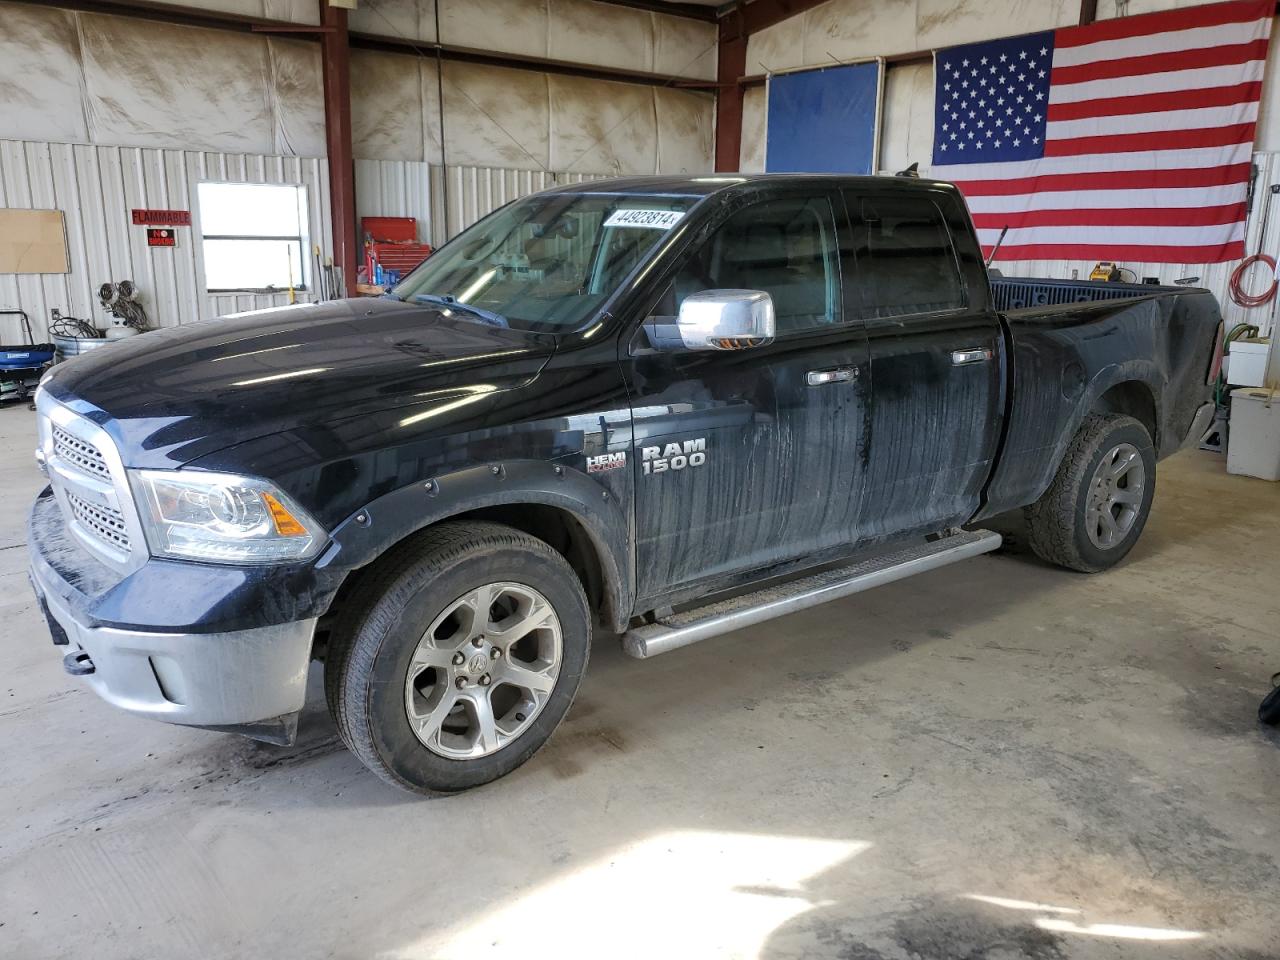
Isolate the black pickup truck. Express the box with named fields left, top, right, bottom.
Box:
left=28, top=175, right=1221, bottom=793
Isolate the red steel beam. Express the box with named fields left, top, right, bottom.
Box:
left=320, top=0, right=358, bottom=294
left=737, top=0, right=835, bottom=36
left=715, top=21, right=748, bottom=171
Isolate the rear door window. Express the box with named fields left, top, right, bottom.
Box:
left=845, top=193, right=966, bottom=319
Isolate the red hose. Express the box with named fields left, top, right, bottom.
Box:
left=1229, top=253, right=1278, bottom=307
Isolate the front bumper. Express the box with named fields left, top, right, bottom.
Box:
left=28, top=490, right=316, bottom=740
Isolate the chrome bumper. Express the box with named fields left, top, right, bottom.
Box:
left=29, top=549, right=315, bottom=738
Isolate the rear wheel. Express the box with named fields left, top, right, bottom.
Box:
left=325, top=521, right=590, bottom=794
left=1025, top=413, right=1156, bottom=573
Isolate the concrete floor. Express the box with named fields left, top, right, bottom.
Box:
left=1, top=401, right=1278, bottom=960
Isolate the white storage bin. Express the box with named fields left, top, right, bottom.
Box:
left=1226, top=338, right=1270, bottom=387
left=1228, top=388, right=1280, bottom=481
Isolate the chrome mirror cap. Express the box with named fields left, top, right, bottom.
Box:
left=676, top=289, right=776, bottom=351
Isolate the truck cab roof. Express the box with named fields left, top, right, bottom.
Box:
left=541, top=173, right=965, bottom=200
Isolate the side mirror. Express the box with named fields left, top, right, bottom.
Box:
left=670, top=289, right=775, bottom=351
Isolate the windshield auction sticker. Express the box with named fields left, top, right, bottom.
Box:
left=604, top=209, right=685, bottom=230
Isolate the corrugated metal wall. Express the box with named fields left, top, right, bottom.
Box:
left=0, top=138, right=331, bottom=343
left=0, top=138, right=616, bottom=344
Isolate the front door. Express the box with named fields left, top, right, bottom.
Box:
left=624, top=191, right=871, bottom=604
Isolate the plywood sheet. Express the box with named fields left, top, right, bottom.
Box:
left=0, top=209, right=69, bottom=274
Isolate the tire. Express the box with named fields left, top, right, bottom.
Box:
left=1025, top=413, right=1156, bottom=573
left=324, top=521, right=590, bottom=794
left=1260, top=675, right=1280, bottom=727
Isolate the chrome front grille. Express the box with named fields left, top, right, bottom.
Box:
left=52, top=425, right=110, bottom=480
left=65, top=491, right=131, bottom=552
left=37, top=392, right=143, bottom=572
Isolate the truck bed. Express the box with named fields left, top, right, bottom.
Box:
left=991, top=276, right=1189, bottom=315
left=977, top=278, right=1221, bottom=520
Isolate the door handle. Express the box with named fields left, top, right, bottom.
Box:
left=806, top=367, right=859, bottom=386
left=951, top=348, right=993, bottom=365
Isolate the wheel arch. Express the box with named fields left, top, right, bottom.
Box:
left=981, top=364, right=1163, bottom=518
left=315, top=460, right=633, bottom=638
left=1089, top=377, right=1160, bottom=450
left=1046, top=366, right=1161, bottom=495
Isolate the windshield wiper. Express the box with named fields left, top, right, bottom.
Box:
left=412, top=294, right=508, bottom=328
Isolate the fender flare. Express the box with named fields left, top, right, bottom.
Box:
left=314, top=459, right=634, bottom=632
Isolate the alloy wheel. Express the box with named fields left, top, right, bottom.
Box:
left=1085, top=442, right=1146, bottom=549
left=403, top=582, right=562, bottom=759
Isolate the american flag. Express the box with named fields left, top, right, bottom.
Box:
left=931, top=0, right=1273, bottom=263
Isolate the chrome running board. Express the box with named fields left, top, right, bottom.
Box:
left=622, top=530, right=1002, bottom=659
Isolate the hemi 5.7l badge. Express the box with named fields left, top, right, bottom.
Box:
left=586, top=452, right=627, bottom=474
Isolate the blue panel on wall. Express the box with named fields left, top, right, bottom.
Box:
left=765, top=62, right=881, bottom=174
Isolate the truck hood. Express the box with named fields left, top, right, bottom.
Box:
left=42, top=298, right=557, bottom=467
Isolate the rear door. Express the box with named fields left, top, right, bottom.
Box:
left=624, top=189, right=871, bottom=603
left=844, top=188, right=1004, bottom=539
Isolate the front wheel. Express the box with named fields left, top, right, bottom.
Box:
left=1025, top=413, right=1156, bottom=573
left=325, top=522, right=590, bottom=794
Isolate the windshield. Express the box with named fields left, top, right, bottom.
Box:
left=390, top=193, right=698, bottom=333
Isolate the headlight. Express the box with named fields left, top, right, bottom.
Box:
left=130, top=470, right=326, bottom=564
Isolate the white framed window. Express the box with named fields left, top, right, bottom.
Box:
left=197, top=182, right=309, bottom=292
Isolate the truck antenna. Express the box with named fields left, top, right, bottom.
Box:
left=985, top=225, right=1009, bottom=267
